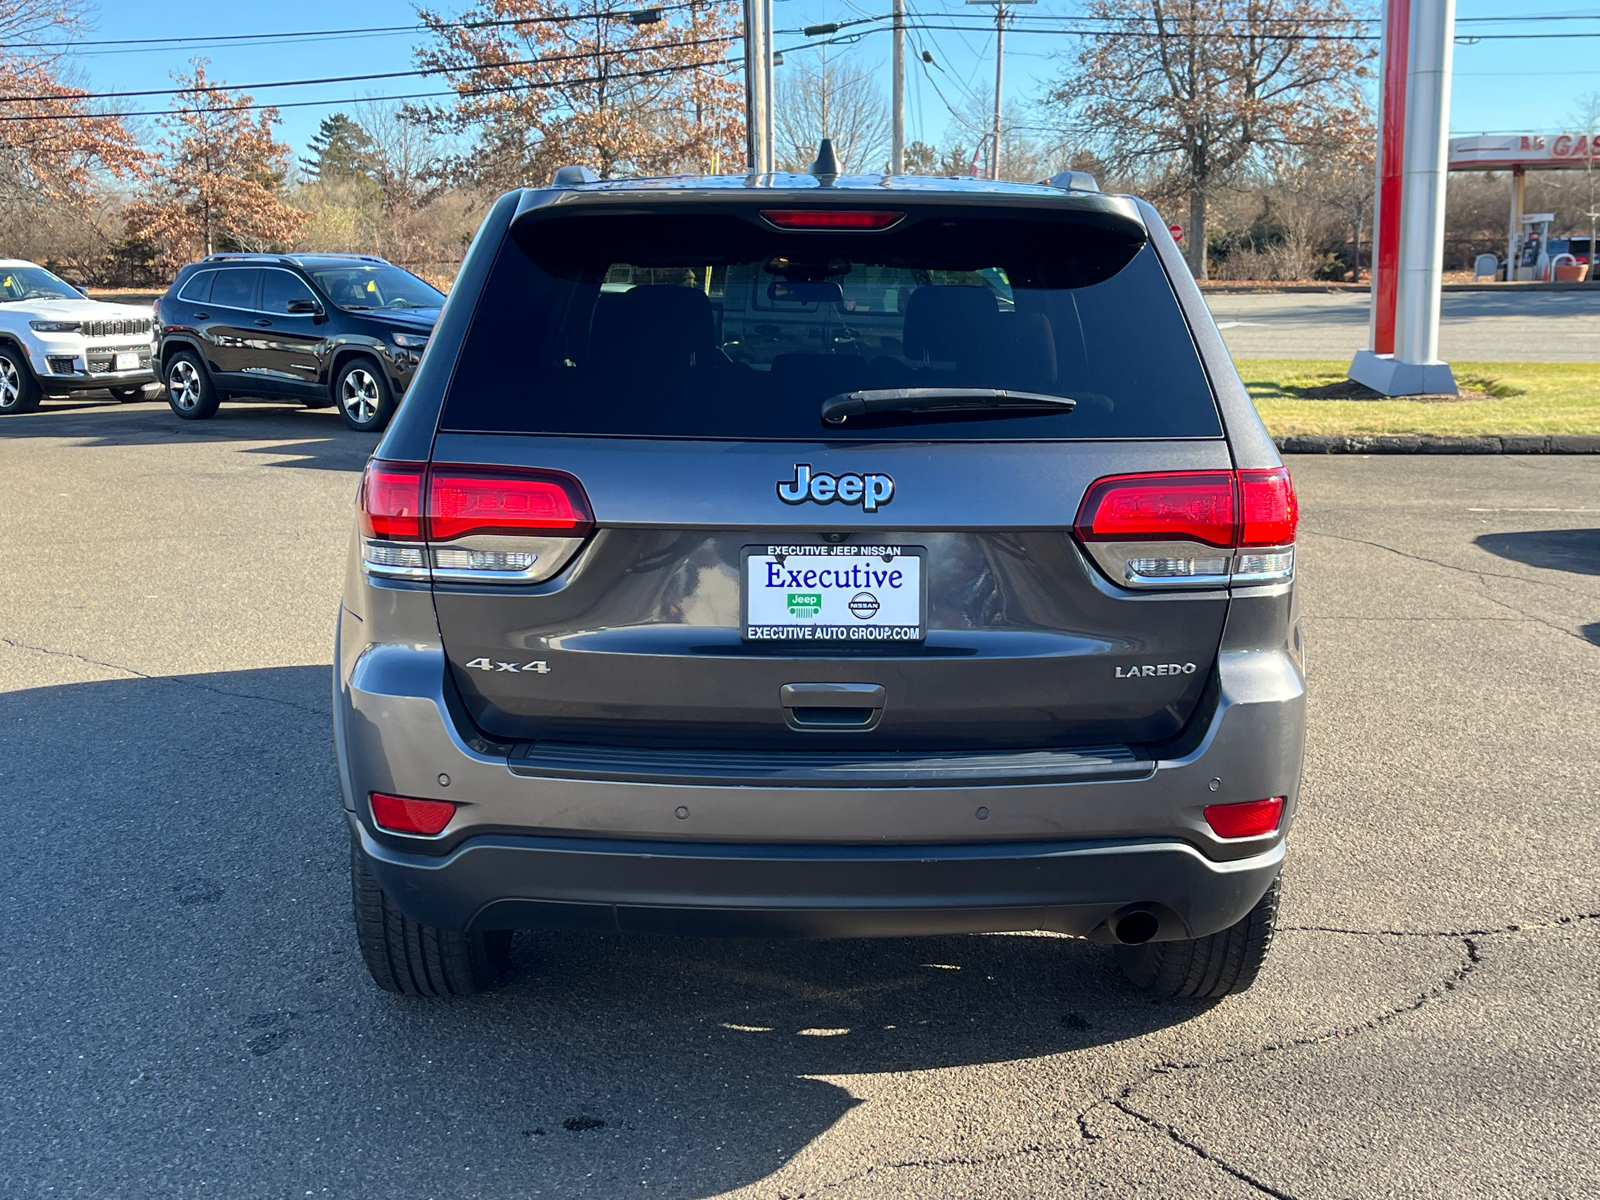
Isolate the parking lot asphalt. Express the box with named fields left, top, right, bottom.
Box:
left=2, top=398, right=1597, bottom=1199
left=1206, top=287, right=1600, bottom=361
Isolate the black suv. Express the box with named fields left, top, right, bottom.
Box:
left=155, top=253, right=444, bottom=432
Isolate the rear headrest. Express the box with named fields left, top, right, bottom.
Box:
left=590, top=284, right=717, bottom=367
left=903, top=286, right=999, bottom=361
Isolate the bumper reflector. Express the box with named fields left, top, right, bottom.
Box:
left=371, top=792, right=456, bottom=836
left=1203, top=797, right=1285, bottom=839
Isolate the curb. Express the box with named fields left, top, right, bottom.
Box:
left=1276, top=434, right=1600, bottom=454
left=1199, top=281, right=1596, bottom=295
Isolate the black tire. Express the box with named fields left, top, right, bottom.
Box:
left=110, top=386, right=145, bottom=402
left=334, top=357, right=396, bottom=432
left=1114, top=875, right=1280, bottom=998
left=164, top=350, right=220, bottom=420
left=0, top=345, right=41, bottom=415
left=350, top=840, right=511, bottom=997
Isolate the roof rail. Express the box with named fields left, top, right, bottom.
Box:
left=289, top=251, right=389, bottom=263
left=200, top=251, right=390, bottom=265
left=1047, top=170, right=1100, bottom=193
left=551, top=164, right=600, bottom=187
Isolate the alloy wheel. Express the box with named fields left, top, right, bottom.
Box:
left=168, top=360, right=202, bottom=412
left=0, top=357, right=18, bottom=409
left=340, top=368, right=381, bottom=425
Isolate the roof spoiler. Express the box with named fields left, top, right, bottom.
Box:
left=1047, top=171, right=1100, bottom=193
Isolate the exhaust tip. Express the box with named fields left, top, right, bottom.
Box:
left=1112, top=909, right=1160, bottom=945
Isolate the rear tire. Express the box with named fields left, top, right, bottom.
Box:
left=334, top=357, right=395, bottom=432
left=0, top=345, right=41, bottom=415
left=110, top=386, right=145, bottom=402
left=165, top=350, right=219, bottom=420
left=350, top=840, right=511, bottom=997
left=1114, top=875, right=1280, bottom=998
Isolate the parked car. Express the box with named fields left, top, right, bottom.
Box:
left=0, top=259, right=156, bottom=415
left=337, top=158, right=1305, bottom=1000
left=154, top=253, right=444, bottom=432
left=1547, top=236, right=1594, bottom=266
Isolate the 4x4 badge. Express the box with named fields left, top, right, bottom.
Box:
left=777, top=463, right=895, bottom=512
left=463, top=657, right=550, bottom=674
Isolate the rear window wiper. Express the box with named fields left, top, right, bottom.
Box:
left=821, top=387, right=1077, bottom=426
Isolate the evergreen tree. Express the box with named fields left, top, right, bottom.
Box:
left=301, top=113, right=376, bottom=182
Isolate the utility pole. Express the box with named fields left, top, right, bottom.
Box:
left=761, top=0, right=774, bottom=171
left=891, top=0, right=905, bottom=174
left=966, top=0, right=1032, bottom=180
left=743, top=0, right=773, bottom=171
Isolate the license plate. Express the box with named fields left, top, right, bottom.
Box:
left=114, top=352, right=139, bottom=372
left=743, top=545, right=925, bottom=642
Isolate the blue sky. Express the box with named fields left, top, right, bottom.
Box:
left=65, top=0, right=1600, bottom=166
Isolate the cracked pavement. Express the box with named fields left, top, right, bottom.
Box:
left=2, top=402, right=1597, bottom=1198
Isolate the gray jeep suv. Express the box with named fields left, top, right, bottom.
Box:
left=335, top=166, right=1305, bottom=1000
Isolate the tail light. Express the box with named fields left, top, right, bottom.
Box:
left=1204, top=797, right=1285, bottom=839
left=358, top=459, right=593, bottom=585
left=1074, top=467, right=1297, bottom=589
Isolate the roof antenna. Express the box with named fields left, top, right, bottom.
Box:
left=810, top=138, right=841, bottom=184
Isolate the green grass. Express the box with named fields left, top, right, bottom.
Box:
left=1235, top=359, right=1600, bottom=437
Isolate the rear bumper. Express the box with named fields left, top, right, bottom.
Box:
left=354, top=820, right=1284, bottom=940
left=333, top=584, right=1305, bottom=942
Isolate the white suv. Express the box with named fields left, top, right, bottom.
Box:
left=0, top=259, right=158, bottom=415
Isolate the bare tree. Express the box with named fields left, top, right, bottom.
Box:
left=773, top=53, right=890, bottom=173
left=413, top=0, right=744, bottom=187
left=1047, top=0, right=1374, bottom=278
left=941, top=88, right=1045, bottom=181
left=1571, top=92, right=1600, bottom=284
left=354, top=97, right=449, bottom=213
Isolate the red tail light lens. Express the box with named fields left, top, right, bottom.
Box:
left=426, top=467, right=594, bottom=541
left=359, top=461, right=425, bottom=539
left=1075, top=471, right=1236, bottom=548
left=1204, top=797, right=1285, bottom=839
left=761, top=209, right=905, bottom=230
left=1238, top=467, right=1298, bottom=546
left=371, top=792, right=456, bottom=836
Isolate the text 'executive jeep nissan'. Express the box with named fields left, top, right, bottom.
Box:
left=335, top=162, right=1305, bottom=1000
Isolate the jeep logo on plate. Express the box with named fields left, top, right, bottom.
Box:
left=777, top=463, right=895, bottom=512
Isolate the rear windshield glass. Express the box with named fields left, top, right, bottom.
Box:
left=442, top=210, right=1221, bottom=441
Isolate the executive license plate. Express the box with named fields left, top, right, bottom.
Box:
left=114, top=352, right=140, bottom=372
left=743, top=544, right=925, bottom=642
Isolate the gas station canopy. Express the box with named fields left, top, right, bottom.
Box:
left=1447, top=135, right=1596, bottom=282
left=1449, top=134, right=1597, bottom=171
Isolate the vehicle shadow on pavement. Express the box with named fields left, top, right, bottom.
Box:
left=2, top=664, right=1216, bottom=1198
left=0, top=399, right=375, bottom=472
left=1474, top=528, right=1600, bottom=576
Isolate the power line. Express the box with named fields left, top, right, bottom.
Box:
left=0, top=5, right=1578, bottom=56
left=0, top=34, right=742, bottom=104
left=0, top=57, right=736, bottom=123
left=0, top=2, right=710, bottom=51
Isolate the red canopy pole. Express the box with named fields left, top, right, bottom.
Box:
left=1371, top=0, right=1410, bottom=355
